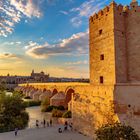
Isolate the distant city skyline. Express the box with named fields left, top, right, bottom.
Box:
left=0, top=0, right=137, bottom=78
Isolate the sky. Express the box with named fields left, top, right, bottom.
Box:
left=0, top=0, right=138, bottom=78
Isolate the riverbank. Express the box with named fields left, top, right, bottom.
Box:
left=26, top=106, right=52, bottom=128
left=0, top=126, right=92, bottom=140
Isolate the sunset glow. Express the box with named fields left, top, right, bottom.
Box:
left=0, top=0, right=135, bottom=77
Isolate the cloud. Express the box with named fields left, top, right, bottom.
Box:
left=0, top=53, right=21, bottom=59
left=46, top=66, right=89, bottom=78
left=59, top=10, right=68, bottom=15
left=65, top=60, right=88, bottom=65
left=46, top=0, right=74, bottom=5
left=70, top=0, right=108, bottom=27
left=0, top=68, right=13, bottom=71
left=25, top=41, right=38, bottom=49
left=4, top=41, right=21, bottom=45
left=16, top=41, right=21, bottom=44
left=0, top=53, right=25, bottom=66
left=10, top=0, right=42, bottom=18
left=25, top=31, right=89, bottom=59
left=0, top=0, right=42, bottom=37
left=70, top=17, right=82, bottom=27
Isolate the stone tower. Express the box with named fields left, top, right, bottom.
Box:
left=89, top=0, right=140, bottom=85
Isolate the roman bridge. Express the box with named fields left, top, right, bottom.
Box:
left=16, top=82, right=140, bottom=138
left=16, top=82, right=91, bottom=109
left=16, top=82, right=116, bottom=136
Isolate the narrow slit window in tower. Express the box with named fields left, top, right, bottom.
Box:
left=100, top=76, right=104, bottom=84
left=99, top=29, right=103, bottom=35
left=100, top=54, right=104, bottom=60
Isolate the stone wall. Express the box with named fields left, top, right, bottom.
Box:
left=113, top=1, right=140, bottom=83
left=20, top=83, right=116, bottom=138
left=20, top=83, right=88, bottom=93
left=90, top=1, right=140, bottom=84
left=72, top=84, right=140, bottom=138
left=114, top=84, right=140, bottom=134
left=114, top=4, right=128, bottom=83
left=89, top=2, right=116, bottom=85
left=19, top=82, right=140, bottom=138
left=126, top=2, right=140, bottom=82
left=72, top=85, right=115, bottom=138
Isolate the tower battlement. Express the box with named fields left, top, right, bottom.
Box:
left=90, top=1, right=140, bottom=23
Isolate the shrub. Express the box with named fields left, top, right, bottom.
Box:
left=95, top=122, right=140, bottom=140
left=42, top=105, right=57, bottom=112
left=42, top=105, right=65, bottom=112
left=24, top=96, right=31, bottom=99
left=41, top=97, right=50, bottom=112
left=57, top=105, right=65, bottom=111
left=62, top=111, right=72, bottom=118
left=0, top=81, right=6, bottom=92
left=52, top=109, right=63, bottom=118
left=24, top=100, right=41, bottom=107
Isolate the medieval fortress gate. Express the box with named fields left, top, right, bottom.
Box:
left=19, top=0, right=140, bottom=138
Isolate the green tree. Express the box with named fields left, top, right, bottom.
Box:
left=95, top=122, right=140, bottom=140
left=0, top=92, right=29, bottom=132
left=0, top=81, right=6, bottom=93
left=62, top=111, right=72, bottom=118
left=52, top=109, right=63, bottom=118
left=41, top=97, right=50, bottom=112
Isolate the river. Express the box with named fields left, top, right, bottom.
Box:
left=5, top=92, right=56, bottom=129
left=26, top=106, right=52, bottom=128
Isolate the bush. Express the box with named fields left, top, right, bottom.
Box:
left=95, top=122, right=140, bottom=140
left=24, top=100, right=41, bottom=107
left=41, top=97, right=50, bottom=112
left=62, top=111, right=72, bottom=118
left=52, top=109, right=63, bottom=118
left=24, top=96, right=31, bottom=99
left=57, top=105, right=65, bottom=111
left=42, top=105, right=65, bottom=112
left=0, top=81, right=6, bottom=92
left=42, top=105, right=56, bottom=112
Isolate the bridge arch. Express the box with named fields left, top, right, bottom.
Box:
left=65, top=87, right=75, bottom=104
left=52, top=88, right=58, bottom=96
left=43, top=88, right=46, bottom=92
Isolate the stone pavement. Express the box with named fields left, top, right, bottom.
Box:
left=0, top=126, right=92, bottom=140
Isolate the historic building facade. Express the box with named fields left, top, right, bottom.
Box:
left=18, top=0, right=140, bottom=138
left=90, top=0, right=140, bottom=84
left=31, top=70, right=49, bottom=82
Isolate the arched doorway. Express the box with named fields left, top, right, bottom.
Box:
left=52, top=89, right=58, bottom=97
left=43, top=88, right=46, bottom=92
left=65, top=88, right=75, bottom=104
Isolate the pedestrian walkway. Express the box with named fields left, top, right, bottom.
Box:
left=0, top=126, right=92, bottom=140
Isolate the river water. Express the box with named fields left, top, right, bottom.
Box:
left=26, top=106, right=52, bottom=128
left=5, top=91, right=57, bottom=129
left=5, top=92, right=55, bottom=129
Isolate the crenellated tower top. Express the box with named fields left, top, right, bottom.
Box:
left=131, top=0, right=137, bottom=2
left=89, top=0, right=139, bottom=23
left=130, top=0, right=138, bottom=7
